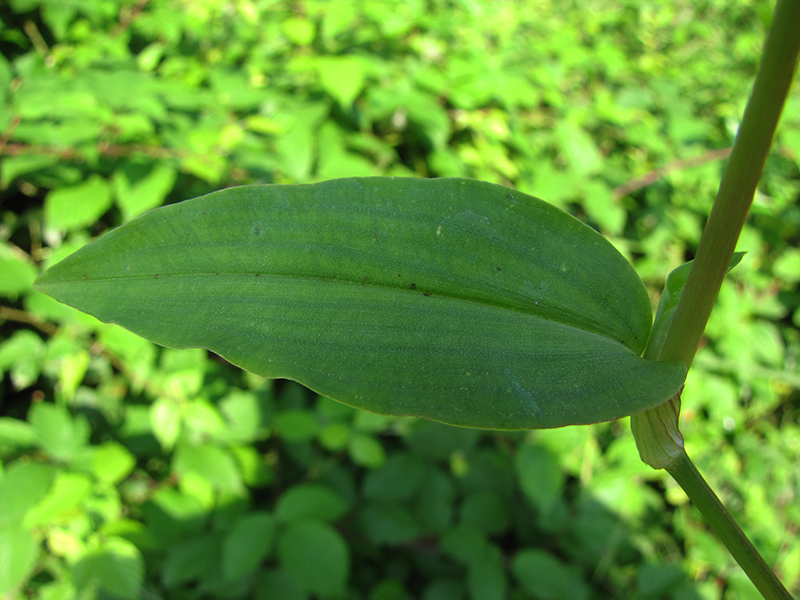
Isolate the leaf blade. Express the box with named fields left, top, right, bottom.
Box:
left=35, top=177, right=686, bottom=429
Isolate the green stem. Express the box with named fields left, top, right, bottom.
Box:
left=658, top=0, right=800, bottom=370
left=632, top=1, right=800, bottom=597
left=666, top=452, right=793, bottom=600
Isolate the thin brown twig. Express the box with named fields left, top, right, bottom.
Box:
left=1, top=141, right=179, bottom=160
left=0, top=141, right=250, bottom=185
left=23, top=20, right=50, bottom=56
left=0, top=115, right=21, bottom=155
left=612, top=147, right=733, bottom=199
left=0, top=306, right=59, bottom=337
left=110, top=0, right=153, bottom=39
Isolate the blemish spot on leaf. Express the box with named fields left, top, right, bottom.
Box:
left=504, top=368, right=544, bottom=419
left=253, top=226, right=260, bottom=236
left=410, top=283, right=416, bottom=289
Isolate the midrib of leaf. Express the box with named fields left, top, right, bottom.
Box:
left=37, top=268, right=637, bottom=349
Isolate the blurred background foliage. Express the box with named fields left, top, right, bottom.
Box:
left=0, top=0, right=799, bottom=598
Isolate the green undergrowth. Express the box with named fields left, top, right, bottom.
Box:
left=1, top=0, right=798, bottom=598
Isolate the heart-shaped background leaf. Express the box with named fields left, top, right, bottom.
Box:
left=35, top=178, right=685, bottom=429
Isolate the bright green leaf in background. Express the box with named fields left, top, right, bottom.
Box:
left=0, top=462, right=55, bottom=527
left=149, top=397, right=183, bottom=451
left=173, top=442, right=243, bottom=492
left=44, top=176, right=113, bottom=232
left=91, top=442, right=136, bottom=485
left=315, top=56, right=368, bottom=107
left=0, top=523, right=37, bottom=595
left=72, top=537, right=145, bottom=600
left=25, top=471, right=93, bottom=526
left=0, top=243, right=37, bottom=298
left=29, top=402, right=90, bottom=463
left=34, top=178, right=685, bottom=430
left=113, top=163, right=177, bottom=222
left=0, top=330, right=45, bottom=390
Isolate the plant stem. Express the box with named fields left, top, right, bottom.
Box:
left=658, top=0, right=800, bottom=370
left=632, top=1, right=800, bottom=597
left=666, top=452, right=794, bottom=600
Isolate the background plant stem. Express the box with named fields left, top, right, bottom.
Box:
left=658, top=0, right=800, bottom=370
left=644, top=0, right=800, bottom=597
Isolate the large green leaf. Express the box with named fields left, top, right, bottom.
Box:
left=34, top=178, right=685, bottom=429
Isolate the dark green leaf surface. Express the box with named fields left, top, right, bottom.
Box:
left=35, top=178, right=685, bottom=429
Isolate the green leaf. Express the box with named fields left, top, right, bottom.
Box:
left=278, top=520, right=349, bottom=596
left=359, top=503, right=420, bottom=544
left=25, top=472, right=93, bottom=526
left=556, top=120, right=603, bottom=178
left=316, top=56, right=368, bottom=106
left=44, top=175, right=113, bottom=232
left=348, top=433, right=386, bottom=467
left=72, top=537, right=145, bottom=600
left=0, top=462, right=56, bottom=527
left=0, top=243, right=38, bottom=297
left=222, top=512, right=276, bottom=581
left=0, top=418, right=37, bottom=451
left=460, top=490, right=509, bottom=534
left=515, top=444, right=563, bottom=515
left=173, top=442, right=243, bottom=492
left=414, top=469, right=454, bottom=533
left=149, top=397, right=182, bottom=451
left=274, top=409, right=320, bottom=442
left=0, top=330, right=45, bottom=390
left=275, top=484, right=350, bottom=523
left=91, top=442, right=136, bottom=485
left=647, top=252, right=746, bottom=360
left=113, top=163, right=177, bottom=222
left=0, top=523, right=37, bottom=595
left=467, top=551, right=507, bottom=600
left=29, top=402, right=90, bottom=462
left=162, top=534, right=219, bottom=587
left=256, top=569, right=308, bottom=600
left=363, top=454, right=426, bottom=502
left=34, top=178, right=686, bottom=430
left=219, top=389, right=272, bottom=444
left=512, top=548, right=589, bottom=600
